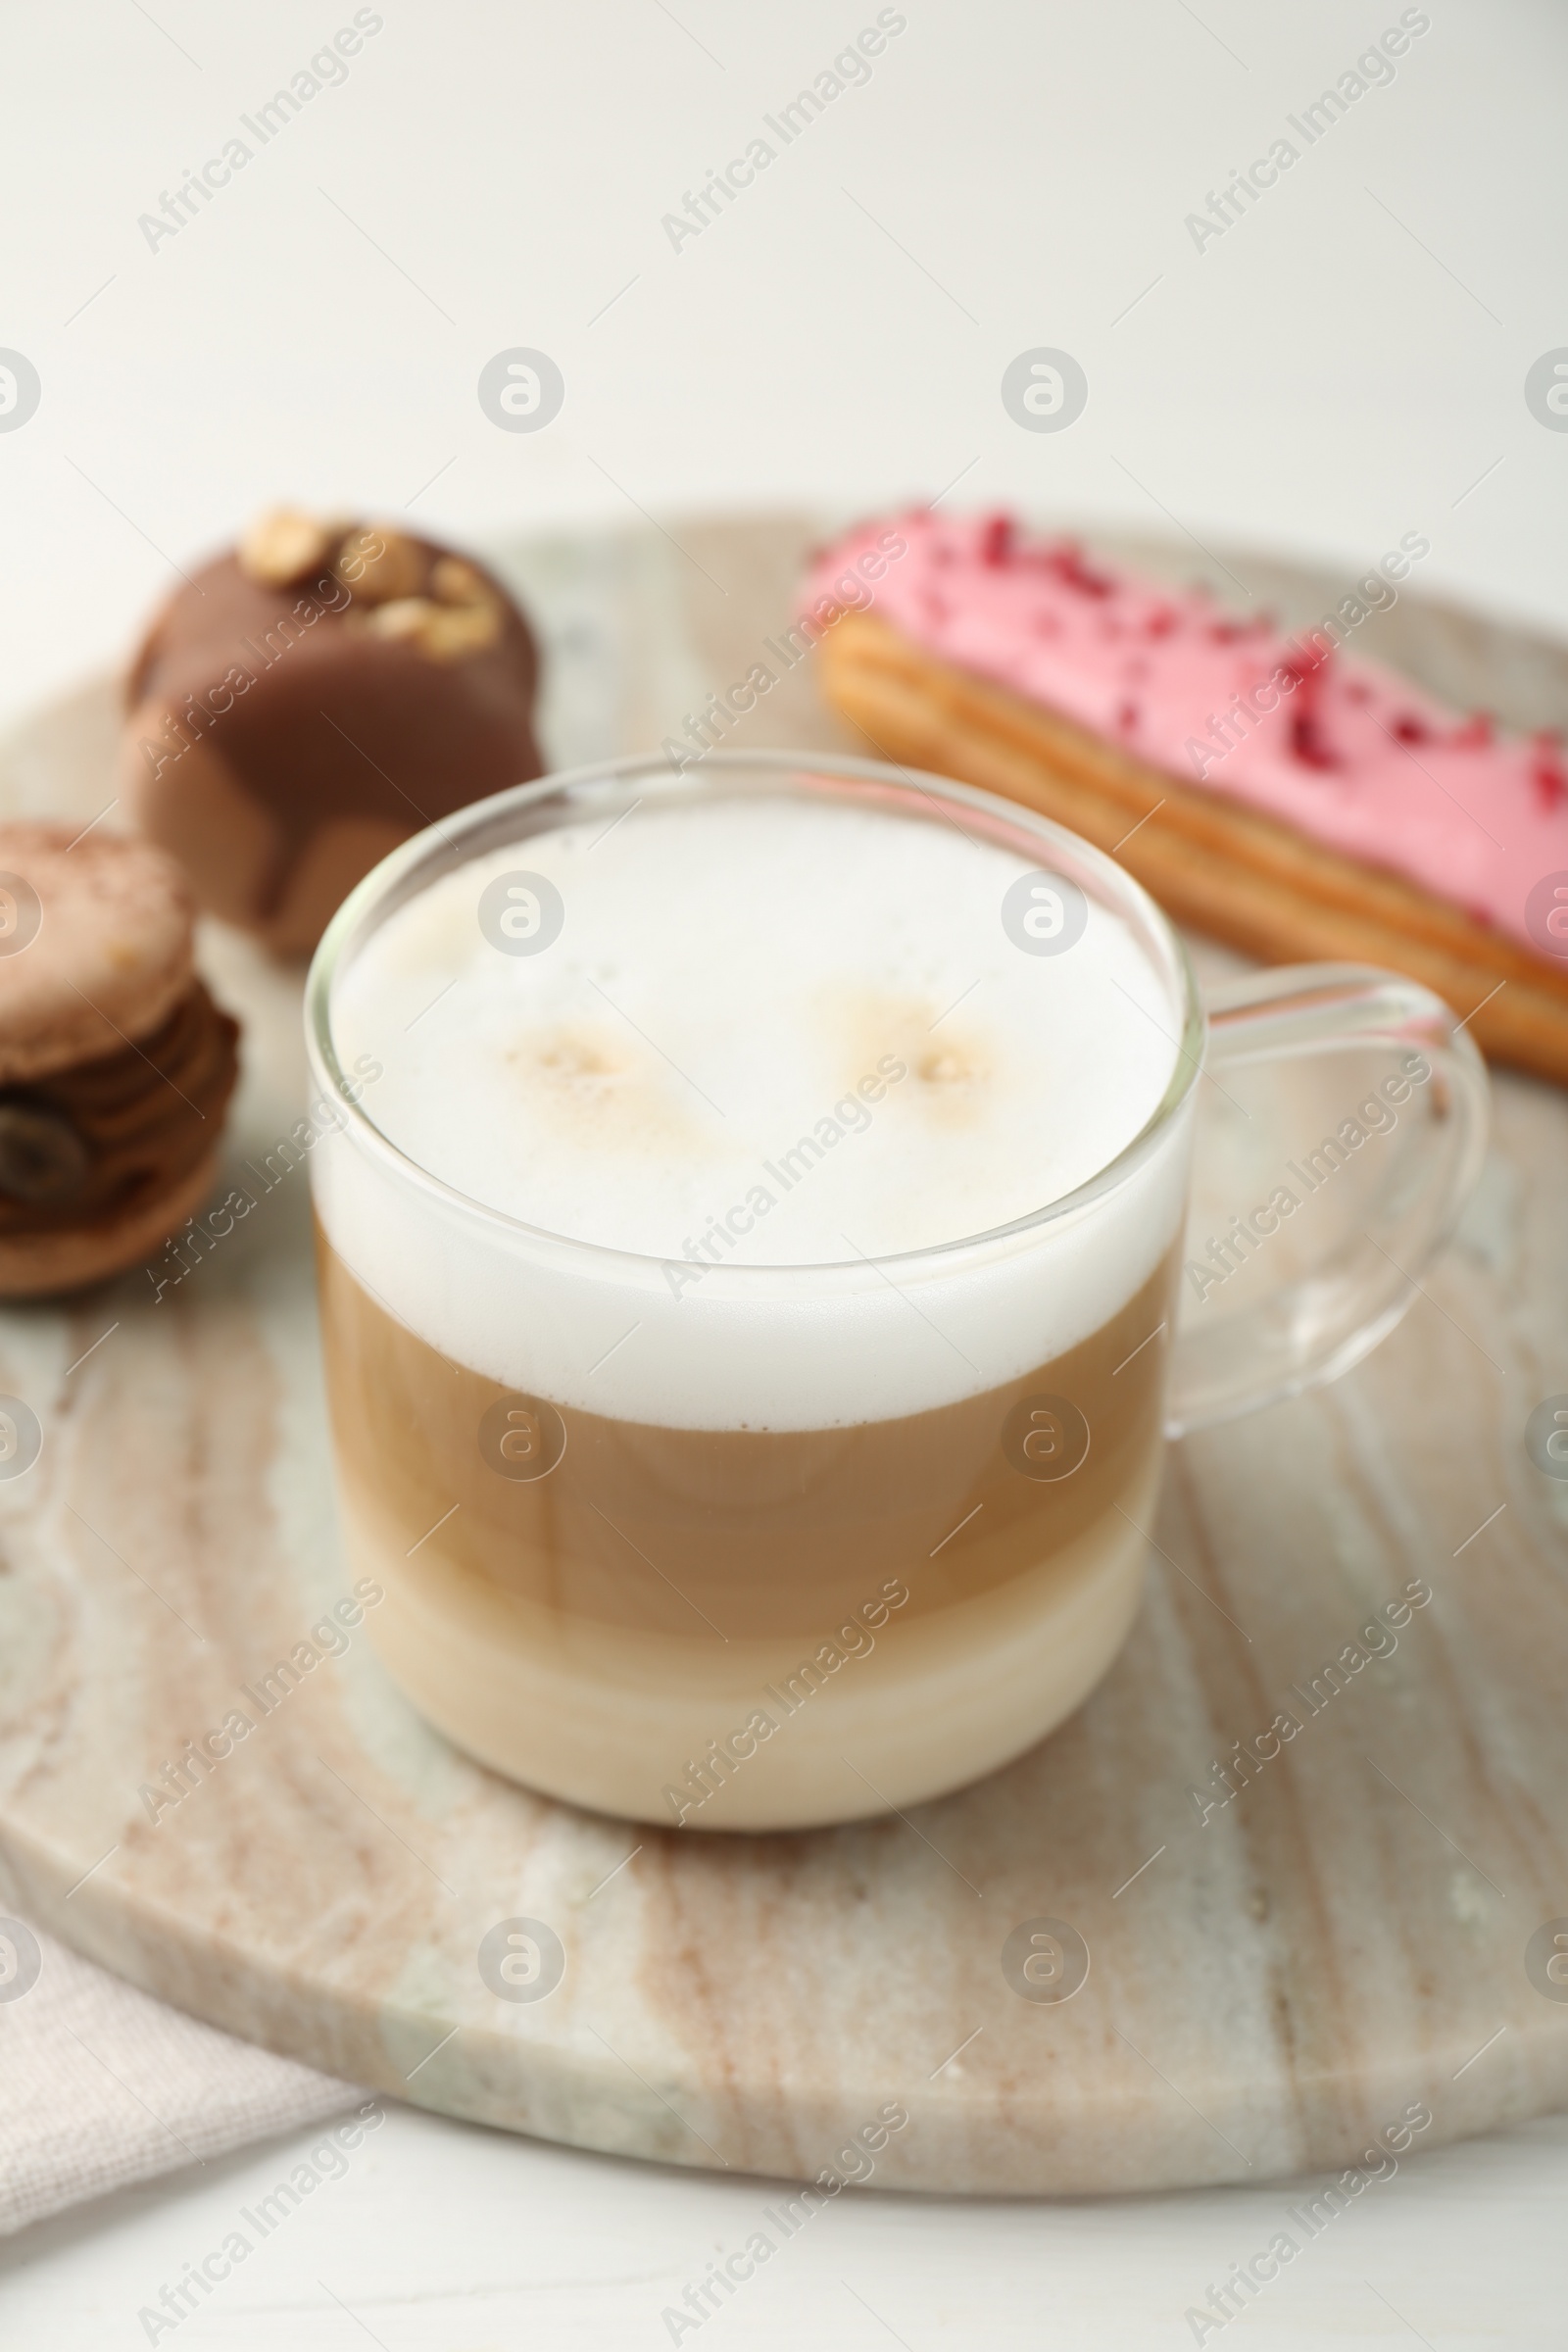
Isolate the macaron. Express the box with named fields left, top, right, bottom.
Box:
left=0, top=822, right=240, bottom=1297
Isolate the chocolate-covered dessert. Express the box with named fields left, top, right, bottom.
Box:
left=122, top=509, right=545, bottom=956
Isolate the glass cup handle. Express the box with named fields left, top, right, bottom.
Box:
left=1165, top=962, right=1491, bottom=1438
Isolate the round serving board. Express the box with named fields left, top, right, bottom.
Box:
left=1, top=515, right=1566, bottom=2195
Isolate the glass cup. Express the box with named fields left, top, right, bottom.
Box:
left=305, top=752, right=1488, bottom=1831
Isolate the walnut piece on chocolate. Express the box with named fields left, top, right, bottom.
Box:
left=360, top=588, right=504, bottom=662
left=337, top=526, right=424, bottom=605
left=432, top=556, right=484, bottom=603
left=349, top=542, right=508, bottom=661
left=238, top=507, right=335, bottom=588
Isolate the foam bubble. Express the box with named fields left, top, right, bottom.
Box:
left=316, top=793, right=1190, bottom=1428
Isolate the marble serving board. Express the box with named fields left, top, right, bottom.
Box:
left=0, top=514, right=1566, bottom=2197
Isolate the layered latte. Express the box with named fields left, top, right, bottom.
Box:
left=313, top=784, right=1190, bottom=1827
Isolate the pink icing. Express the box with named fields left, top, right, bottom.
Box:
left=808, top=510, right=1568, bottom=955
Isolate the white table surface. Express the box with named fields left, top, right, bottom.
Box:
left=2, top=0, right=1566, bottom=2339
left=6, top=2101, right=1568, bottom=2349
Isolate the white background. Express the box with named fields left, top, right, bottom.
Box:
left=2, top=0, right=1567, bottom=2341
left=2, top=0, right=1567, bottom=731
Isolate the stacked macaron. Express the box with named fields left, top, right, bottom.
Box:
left=0, top=825, right=238, bottom=1296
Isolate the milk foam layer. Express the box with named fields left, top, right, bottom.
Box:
left=333, top=798, right=1175, bottom=1256
left=315, top=788, right=1193, bottom=1428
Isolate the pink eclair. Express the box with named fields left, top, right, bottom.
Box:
left=809, top=511, right=1568, bottom=1085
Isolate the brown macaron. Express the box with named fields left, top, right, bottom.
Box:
left=121, top=507, right=545, bottom=958
left=0, top=823, right=240, bottom=1298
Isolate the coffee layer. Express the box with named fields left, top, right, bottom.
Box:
left=318, top=1235, right=1176, bottom=1826
left=347, top=1474, right=1157, bottom=1830
left=318, top=1233, right=1173, bottom=1636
